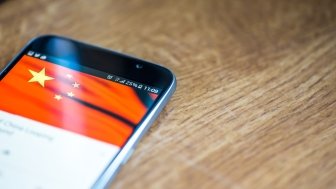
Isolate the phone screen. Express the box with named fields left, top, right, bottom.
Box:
left=0, top=52, right=160, bottom=188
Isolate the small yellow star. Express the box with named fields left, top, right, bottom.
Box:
left=28, top=68, right=54, bottom=87
left=67, top=92, right=75, bottom=97
left=54, top=95, right=62, bottom=100
left=66, top=74, right=73, bottom=79
left=72, top=82, right=80, bottom=88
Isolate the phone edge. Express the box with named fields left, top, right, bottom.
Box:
left=93, top=74, right=176, bottom=189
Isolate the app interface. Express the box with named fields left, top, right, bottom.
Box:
left=0, top=54, right=159, bottom=188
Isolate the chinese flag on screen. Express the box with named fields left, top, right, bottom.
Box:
left=0, top=55, right=149, bottom=147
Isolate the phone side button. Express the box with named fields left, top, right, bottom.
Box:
left=122, top=148, right=134, bottom=165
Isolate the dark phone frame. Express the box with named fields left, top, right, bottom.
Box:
left=0, top=35, right=176, bottom=188
left=1, top=35, right=174, bottom=89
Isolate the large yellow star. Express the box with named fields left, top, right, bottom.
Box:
left=28, top=68, right=54, bottom=87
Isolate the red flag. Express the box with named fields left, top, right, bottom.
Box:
left=0, top=55, right=149, bottom=146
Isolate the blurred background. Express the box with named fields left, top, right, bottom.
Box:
left=1, top=0, right=336, bottom=189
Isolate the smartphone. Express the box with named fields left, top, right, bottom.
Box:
left=0, top=35, right=176, bottom=189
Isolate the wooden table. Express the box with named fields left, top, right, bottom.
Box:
left=1, top=0, right=336, bottom=188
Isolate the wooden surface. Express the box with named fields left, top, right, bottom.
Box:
left=1, top=0, right=336, bottom=188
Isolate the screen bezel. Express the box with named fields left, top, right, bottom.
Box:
left=1, top=35, right=174, bottom=90
left=0, top=35, right=176, bottom=188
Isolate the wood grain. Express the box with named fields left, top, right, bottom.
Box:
left=1, top=0, right=336, bottom=188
